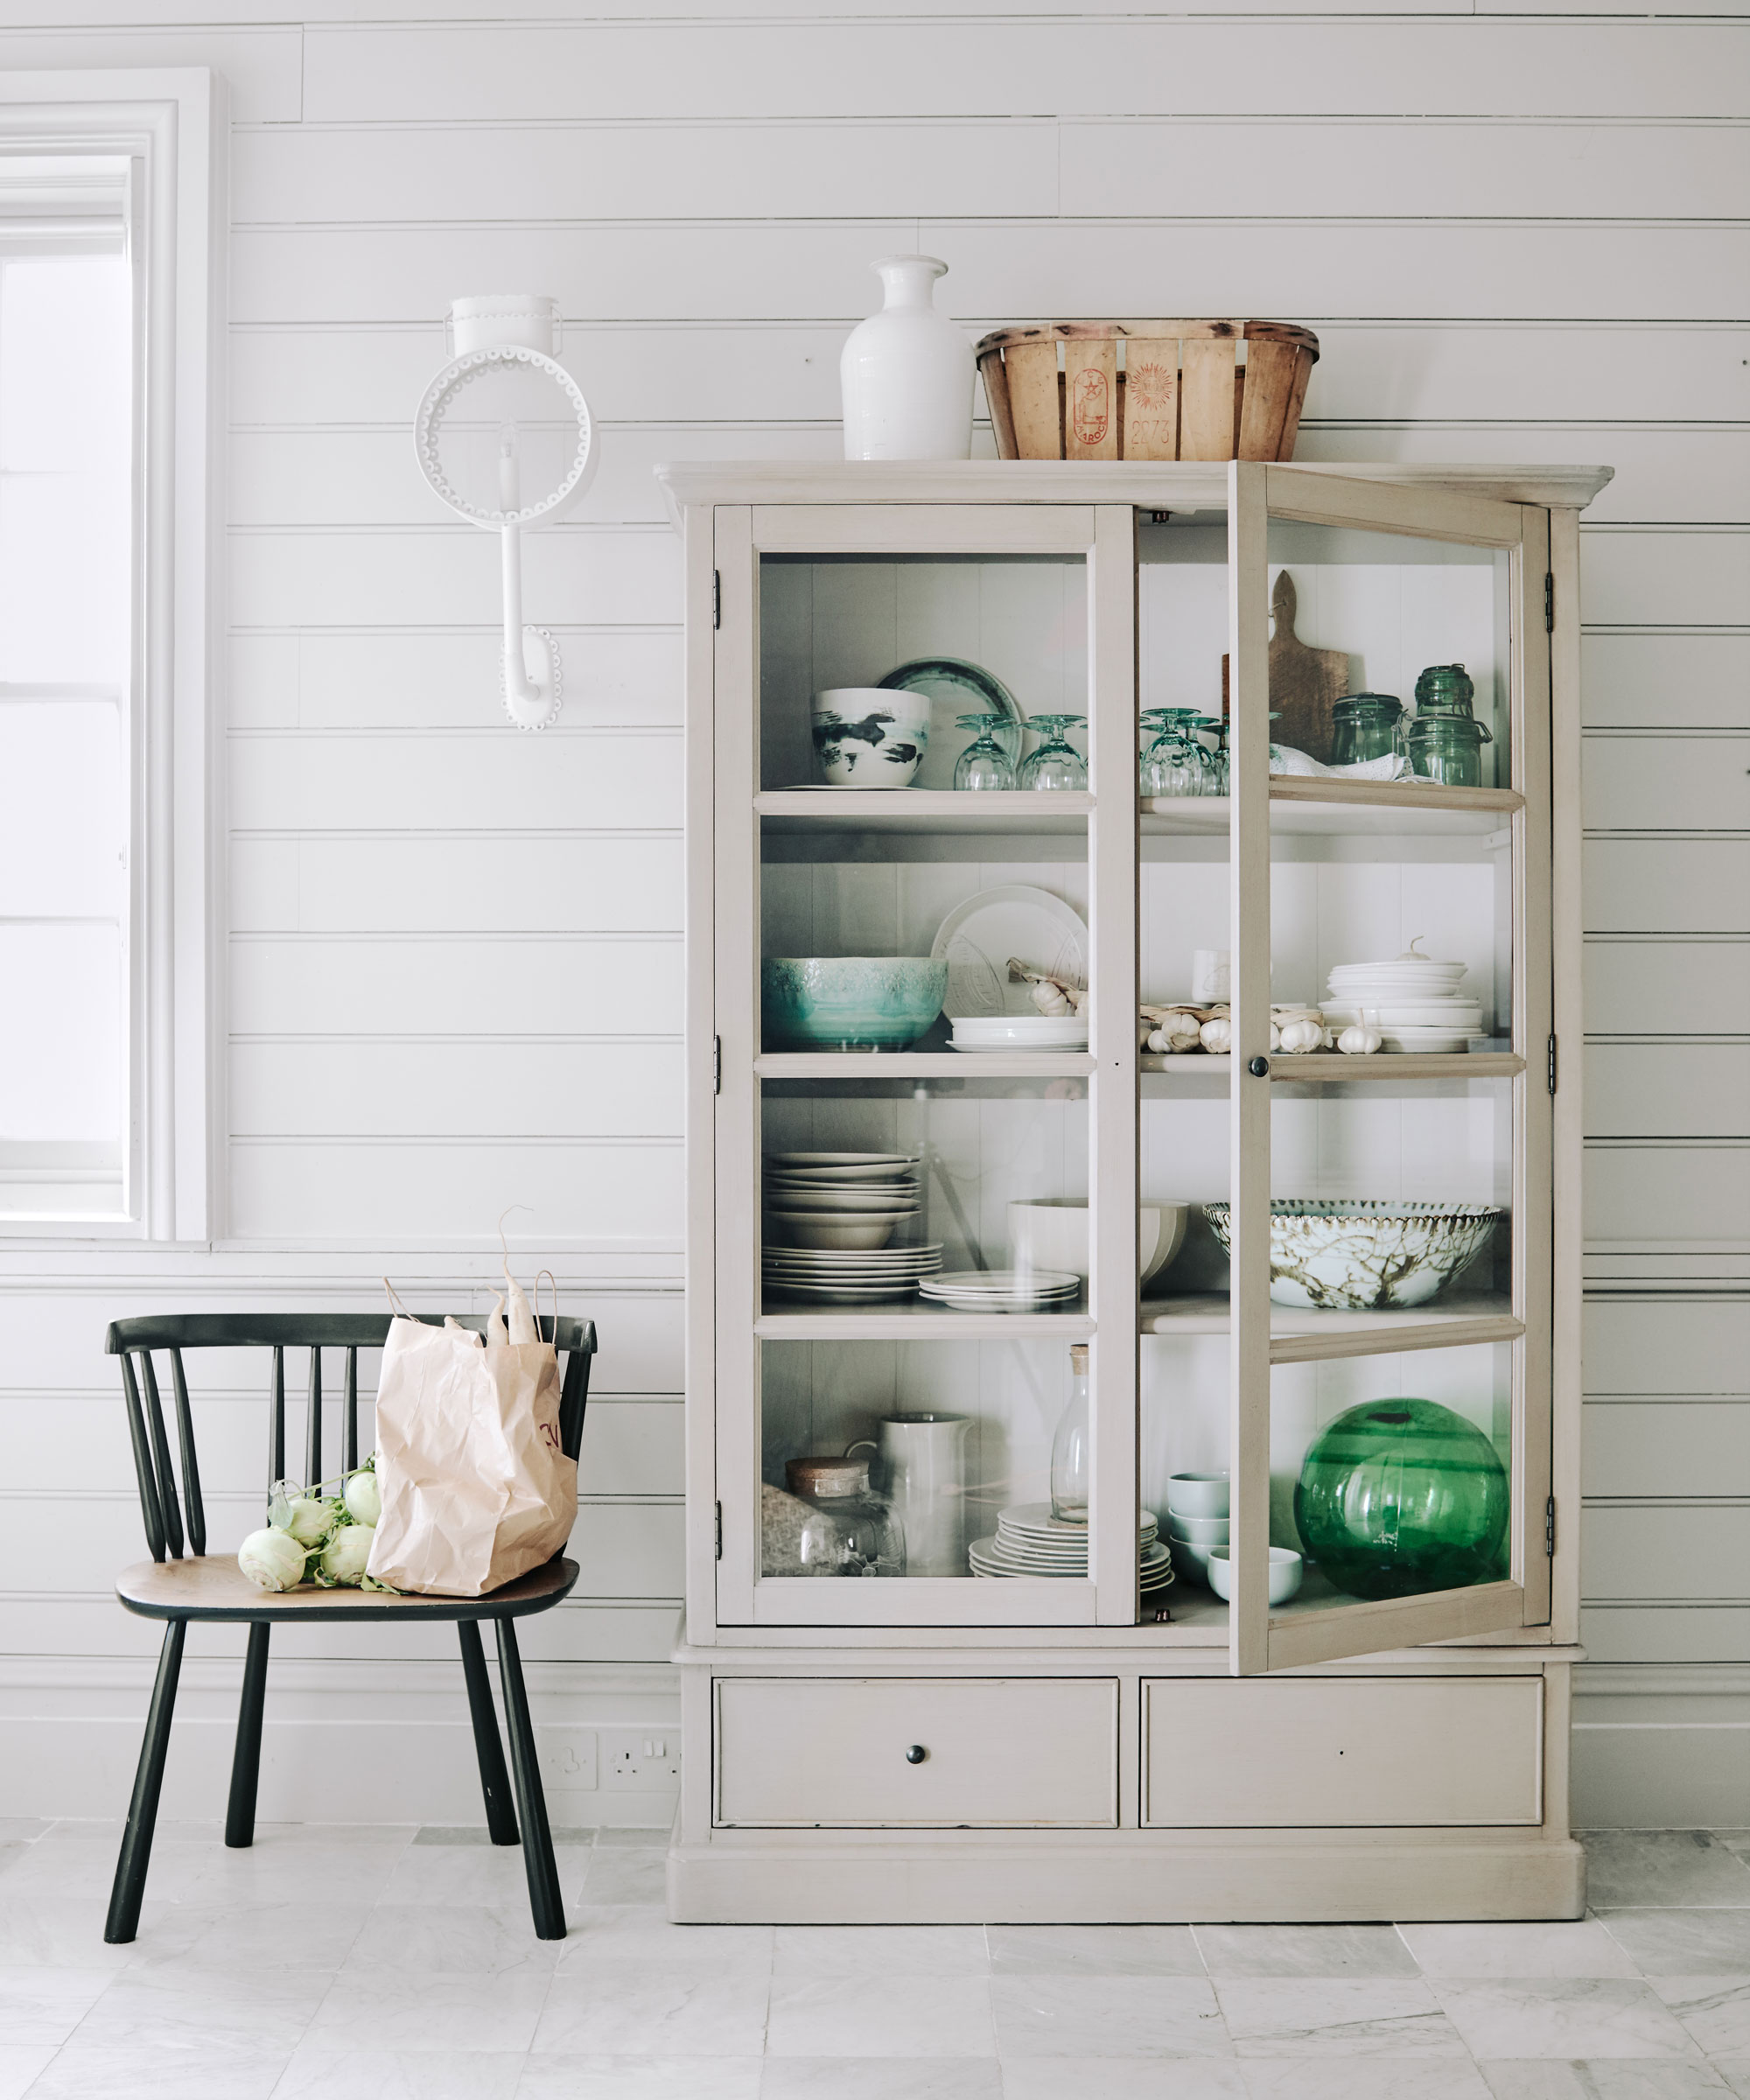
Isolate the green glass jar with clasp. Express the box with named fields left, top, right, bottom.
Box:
left=1413, top=663, right=1476, bottom=718
left=1329, top=694, right=1404, bottom=766
left=1404, top=711, right=1492, bottom=788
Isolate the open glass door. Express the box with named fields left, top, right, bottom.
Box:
left=1224, top=463, right=1552, bottom=1675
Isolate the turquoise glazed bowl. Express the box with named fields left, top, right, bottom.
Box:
left=762, top=958, right=948, bottom=1051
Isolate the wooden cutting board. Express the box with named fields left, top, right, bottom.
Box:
left=1268, top=570, right=1348, bottom=764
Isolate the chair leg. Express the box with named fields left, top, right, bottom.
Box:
left=494, top=1617, right=564, bottom=1939
left=458, top=1620, right=519, bottom=1845
left=226, top=1622, right=271, bottom=1848
left=105, top=1620, right=186, bottom=1943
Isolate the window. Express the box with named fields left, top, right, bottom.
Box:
left=0, top=74, right=220, bottom=1237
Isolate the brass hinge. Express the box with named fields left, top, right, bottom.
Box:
left=1547, top=1032, right=1558, bottom=1096
left=1544, top=572, right=1555, bottom=634
left=711, top=1035, right=721, bottom=1096
left=714, top=1501, right=723, bottom=1560
left=712, top=570, right=722, bottom=629
left=1545, top=1495, right=1557, bottom=1556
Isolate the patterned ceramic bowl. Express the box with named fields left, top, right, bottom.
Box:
left=811, top=690, right=932, bottom=787
left=761, top=957, right=949, bottom=1050
left=1201, top=1200, right=1502, bottom=1311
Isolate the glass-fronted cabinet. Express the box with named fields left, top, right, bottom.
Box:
left=662, top=458, right=1606, bottom=1924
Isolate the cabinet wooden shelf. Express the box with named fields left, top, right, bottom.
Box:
left=666, top=458, right=1596, bottom=1926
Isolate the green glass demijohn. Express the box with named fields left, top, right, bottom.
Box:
left=1293, top=1396, right=1509, bottom=1600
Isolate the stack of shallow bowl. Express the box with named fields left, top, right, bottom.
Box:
left=949, top=1013, right=1088, bottom=1054
left=918, top=1268, right=1081, bottom=1313
left=1164, top=1471, right=1229, bottom=1586
left=762, top=1152, right=942, bottom=1298
left=1322, top=952, right=1485, bottom=1054
left=969, top=1502, right=1172, bottom=1603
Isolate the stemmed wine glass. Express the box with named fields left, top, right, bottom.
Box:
left=952, top=711, right=1017, bottom=792
left=1019, top=713, right=1088, bottom=791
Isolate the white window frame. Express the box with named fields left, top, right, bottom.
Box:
left=0, top=71, right=223, bottom=1240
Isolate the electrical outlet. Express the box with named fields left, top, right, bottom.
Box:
left=600, top=1726, right=682, bottom=1790
left=536, top=1726, right=598, bottom=1791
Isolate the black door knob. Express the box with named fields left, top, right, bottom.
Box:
left=1249, top=1055, right=1270, bottom=1077
left=905, top=1744, right=928, bottom=1765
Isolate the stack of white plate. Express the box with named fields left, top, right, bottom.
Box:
left=762, top=1243, right=943, bottom=1303
left=1324, top=955, right=1485, bottom=1054
left=917, top=1268, right=1082, bottom=1313
left=949, top=1014, right=1088, bottom=1054
left=764, top=1150, right=923, bottom=1250
left=969, top=1502, right=1172, bottom=1601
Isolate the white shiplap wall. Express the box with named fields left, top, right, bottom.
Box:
left=0, top=4, right=1744, bottom=1827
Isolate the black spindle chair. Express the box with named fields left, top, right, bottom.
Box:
left=102, top=1312, right=595, bottom=1945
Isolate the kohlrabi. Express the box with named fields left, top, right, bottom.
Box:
left=238, top=1526, right=309, bottom=1592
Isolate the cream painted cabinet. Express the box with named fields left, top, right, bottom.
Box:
left=659, top=458, right=1607, bottom=1923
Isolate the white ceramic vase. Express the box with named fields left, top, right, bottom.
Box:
left=840, top=256, right=973, bottom=462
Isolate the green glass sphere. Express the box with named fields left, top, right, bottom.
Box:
left=1294, top=1397, right=1509, bottom=1600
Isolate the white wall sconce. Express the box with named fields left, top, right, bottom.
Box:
left=414, top=295, right=598, bottom=730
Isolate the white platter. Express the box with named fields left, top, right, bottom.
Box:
left=931, top=885, right=1089, bottom=1021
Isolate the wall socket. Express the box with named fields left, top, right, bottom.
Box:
left=600, top=1726, right=682, bottom=1790
left=536, top=1726, right=599, bottom=1792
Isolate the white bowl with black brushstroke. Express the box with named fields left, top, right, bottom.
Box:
left=1202, top=1199, right=1502, bottom=1311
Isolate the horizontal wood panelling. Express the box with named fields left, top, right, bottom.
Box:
left=1585, top=1046, right=1750, bottom=1138
left=1583, top=841, right=1750, bottom=932
left=579, top=1399, right=685, bottom=1501
left=1584, top=1403, right=1750, bottom=1498
left=1584, top=734, right=1750, bottom=834
left=229, top=934, right=682, bottom=1037
left=1582, top=1300, right=1750, bottom=1394
left=229, top=1040, right=684, bottom=1139
left=1582, top=1502, right=1750, bottom=1601
left=1582, top=634, right=1750, bottom=731
left=1584, top=1144, right=1750, bottom=1242
left=0, top=24, right=303, bottom=121
left=228, top=728, right=681, bottom=833
left=298, top=21, right=1749, bottom=124
left=228, top=628, right=682, bottom=732
left=229, top=526, right=681, bottom=630
left=231, top=836, right=682, bottom=934
left=1580, top=531, right=1750, bottom=630
left=1581, top=1606, right=1750, bottom=1666
left=230, top=323, right=1750, bottom=432
left=228, top=1138, right=685, bottom=1242
left=232, top=220, right=1750, bottom=327
left=1586, top=940, right=1750, bottom=1035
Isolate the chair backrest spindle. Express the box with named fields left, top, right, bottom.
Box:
left=168, top=1349, right=206, bottom=1558
left=305, top=1348, right=323, bottom=1488
left=270, top=1345, right=285, bottom=1486
left=343, top=1348, right=359, bottom=1471
left=137, top=1354, right=185, bottom=1559
left=117, top=1351, right=168, bottom=1562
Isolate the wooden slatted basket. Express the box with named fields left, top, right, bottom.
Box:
left=976, top=320, right=1319, bottom=463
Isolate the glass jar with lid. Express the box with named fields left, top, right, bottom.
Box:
left=782, top=1456, right=906, bottom=1577
left=1404, top=712, right=1492, bottom=788
left=1329, top=694, right=1404, bottom=766
left=1412, top=663, right=1476, bottom=718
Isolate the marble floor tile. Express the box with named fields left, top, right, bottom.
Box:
left=1718, top=2062, right=1750, bottom=2096
left=990, top=1974, right=1230, bottom=2059
left=1718, top=1838, right=1750, bottom=1862
left=774, top=1926, right=990, bottom=1979
left=1478, top=2063, right=1735, bottom=2097
left=1401, top=1922, right=1641, bottom=1979
left=1581, top=1838, right=1750, bottom=1911
left=768, top=1977, right=994, bottom=2059
left=987, top=1924, right=1204, bottom=1977
left=342, top=1901, right=564, bottom=1979
left=1241, top=2065, right=1495, bottom=2098
left=0, top=2044, right=55, bottom=2100
left=270, top=2045, right=528, bottom=2097
left=0, top=1896, right=167, bottom=1969
left=762, top=2060, right=1004, bottom=2099
left=556, top=1904, right=772, bottom=1976
left=1648, top=1979, right=1750, bottom=2057
left=366, top=1841, right=592, bottom=1911
left=24, top=2041, right=293, bottom=2099
left=1435, top=1980, right=1704, bottom=2061
left=572, top=1848, right=668, bottom=1907
left=1003, top=2063, right=1248, bottom=2099
left=1218, top=1977, right=1466, bottom=2057
left=0, top=1967, right=116, bottom=2048
left=0, top=1849, right=27, bottom=1885
left=533, top=1968, right=772, bottom=2057
left=413, top=1826, right=541, bottom=1848
left=130, top=1900, right=372, bottom=1978
left=0, top=1834, right=209, bottom=1905
left=1603, top=1915, right=1750, bottom=1977
left=1195, top=1923, right=1420, bottom=1977
left=0, top=1821, right=49, bottom=1844
left=593, top=1826, right=673, bottom=1846
left=67, top=1966, right=332, bottom=2054
left=304, top=1970, right=551, bottom=2054
left=514, top=2060, right=763, bottom=2099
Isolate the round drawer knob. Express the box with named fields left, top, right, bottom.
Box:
left=905, top=1744, right=928, bottom=1765
left=1249, top=1054, right=1270, bottom=1077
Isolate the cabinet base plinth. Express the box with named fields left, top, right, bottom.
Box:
left=667, top=1835, right=1586, bottom=1925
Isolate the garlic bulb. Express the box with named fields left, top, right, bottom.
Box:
left=1338, top=1024, right=1384, bottom=1055
left=1268, top=1020, right=1280, bottom=1051
left=1278, top=1017, right=1326, bottom=1054
left=1200, top=1016, right=1232, bottom=1054
left=1032, top=979, right=1074, bottom=1018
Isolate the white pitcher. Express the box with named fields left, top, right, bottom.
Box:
left=847, top=1412, right=971, bottom=1578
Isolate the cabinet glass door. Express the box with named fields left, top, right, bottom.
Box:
left=712, top=501, right=1140, bottom=1628
left=1222, top=466, right=1551, bottom=1673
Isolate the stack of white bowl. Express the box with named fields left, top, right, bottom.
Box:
left=1322, top=951, right=1485, bottom=1054
left=949, top=1012, right=1088, bottom=1054
left=762, top=1151, right=942, bottom=1299
left=1164, top=1472, right=1229, bottom=1585
left=918, top=1268, right=1081, bottom=1313
left=969, top=1502, right=1172, bottom=1603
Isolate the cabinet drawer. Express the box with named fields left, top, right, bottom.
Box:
left=715, top=1676, right=1119, bottom=1828
left=1144, top=1676, right=1543, bottom=1829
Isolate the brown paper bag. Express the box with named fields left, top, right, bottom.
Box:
left=366, top=1293, right=578, bottom=1597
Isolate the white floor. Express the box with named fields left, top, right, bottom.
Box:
left=0, top=1823, right=1746, bottom=2097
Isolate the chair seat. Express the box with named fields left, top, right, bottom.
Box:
left=116, top=1554, right=578, bottom=1623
